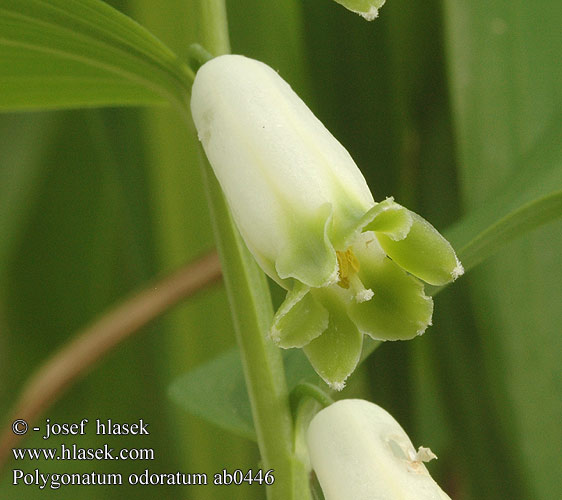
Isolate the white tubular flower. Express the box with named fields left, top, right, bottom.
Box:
left=307, top=399, right=452, bottom=500
left=191, top=55, right=463, bottom=389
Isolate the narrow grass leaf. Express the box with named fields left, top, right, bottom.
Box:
left=445, top=113, right=562, bottom=274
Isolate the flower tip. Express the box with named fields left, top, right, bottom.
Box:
left=329, top=380, right=346, bottom=392
left=355, top=288, right=374, bottom=303
left=415, top=446, right=438, bottom=463
left=416, top=326, right=427, bottom=337
left=269, top=327, right=281, bottom=345
left=416, top=314, right=433, bottom=336
left=451, top=258, right=464, bottom=281
left=360, top=6, right=379, bottom=21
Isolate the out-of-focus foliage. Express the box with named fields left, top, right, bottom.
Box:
left=440, top=2, right=562, bottom=498
left=0, top=0, right=560, bottom=499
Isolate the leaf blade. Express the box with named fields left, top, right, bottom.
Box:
left=168, top=348, right=319, bottom=441
left=444, top=113, right=562, bottom=274
left=0, top=0, right=193, bottom=111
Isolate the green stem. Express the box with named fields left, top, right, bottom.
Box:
left=195, top=0, right=231, bottom=56
left=293, top=397, right=320, bottom=500
left=195, top=2, right=304, bottom=498
left=291, top=383, right=334, bottom=409
left=201, top=166, right=296, bottom=498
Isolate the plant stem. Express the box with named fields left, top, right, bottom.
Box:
left=196, top=0, right=231, bottom=56
left=201, top=167, right=297, bottom=498
left=195, top=1, right=302, bottom=498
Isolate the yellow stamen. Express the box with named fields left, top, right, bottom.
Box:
left=336, top=249, right=373, bottom=302
left=336, top=251, right=350, bottom=288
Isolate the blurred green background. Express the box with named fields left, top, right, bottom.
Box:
left=0, top=0, right=560, bottom=498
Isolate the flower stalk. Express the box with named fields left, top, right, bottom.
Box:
left=194, top=2, right=303, bottom=499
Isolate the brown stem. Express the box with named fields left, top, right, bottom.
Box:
left=0, top=251, right=221, bottom=470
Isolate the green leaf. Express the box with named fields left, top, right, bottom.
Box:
left=169, top=348, right=317, bottom=442
left=168, top=337, right=383, bottom=442
left=441, top=0, right=562, bottom=498
left=0, top=0, right=193, bottom=112
left=444, top=112, right=562, bottom=274
left=168, top=349, right=256, bottom=441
